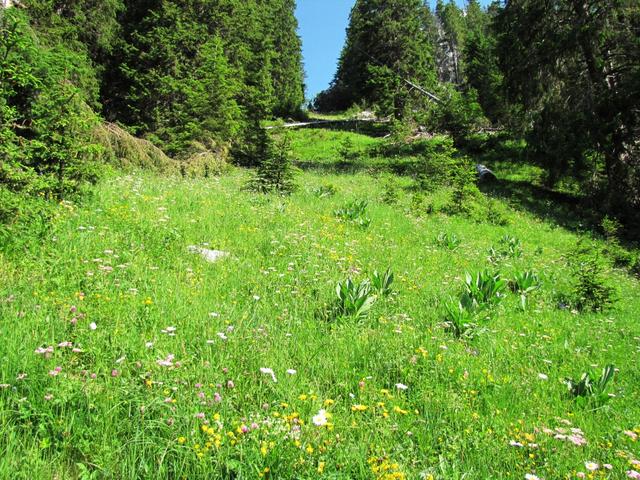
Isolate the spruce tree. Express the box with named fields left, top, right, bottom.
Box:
left=315, top=0, right=436, bottom=116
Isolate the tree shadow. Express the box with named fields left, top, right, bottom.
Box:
left=480, top=178, right=601, bottom=234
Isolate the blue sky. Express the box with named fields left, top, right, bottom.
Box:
left=295, top=0, right=491, bottom=101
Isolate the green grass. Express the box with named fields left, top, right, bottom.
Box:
left=1, top=129, right=639, bottom=479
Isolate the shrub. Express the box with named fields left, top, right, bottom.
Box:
left=567, top=241, right=616, bottom=312
left=337, top=137, right=358, bottom=162
left=247, top=128, right=297, bottom=195
left=380, top=178, right=399, bottom=205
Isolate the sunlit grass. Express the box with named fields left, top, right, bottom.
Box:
left=0, top=129, right=639, bottom=479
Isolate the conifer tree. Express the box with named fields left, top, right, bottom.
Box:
left=315, top=0, right=436, bottom=116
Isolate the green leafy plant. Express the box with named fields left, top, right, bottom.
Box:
left=510, top=270, right=542, bottom=310
left=312, top=184, right=338, bottom=198
left=435, top=232, right=461, bottom=250
left=443, top=300, right=480, bottom=339
left=564, top=365, right=616, bottom=408
left=371, top=268, right=394, bottom=296
left=462, top=270, right=507, bottom=308
left=334, top=200, right=371, bottom=228
left=335, top=278, right=376, bottom=320
left=488, top=235, right=523, bottom=263
left=511, top=270, right=541, bottom=294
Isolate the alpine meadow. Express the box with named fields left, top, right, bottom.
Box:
left=1, top=1, right=640, bottom=479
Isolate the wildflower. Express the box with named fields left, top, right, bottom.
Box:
left=48, top=366, right=62, bottom=377
left=216, top=332, right=227, bottom=341
left=312, top=409, right=329, bottom=427
left=44, top=394, right=53, bottom=401
left=510, top=441, right=524, bottom=448
left=627, top=471, right=640, bottom=479
left=286, top=369, right=297, bottom=375
left=58, top=341, right=73, bottom=348
left=145, top=342, right=154, bottom=349
left=569, top=434, right=587, bottom=446
left=195, top=412, right=205, bottom=420
left=226, top=380, right=235, bottom=389
left=0, top=384, right=10, bottom=389
left=525, top=475, right=541, bottom=480
left=111, top=369, right=119, bottom=377
left=177, top=437, right=186, bottom=444
left=260, top=367, right=277, bottom=383
left=393, top=406, right=409, bottom=415
left=157, top=354, right=175, bottom=367
left=306, top=444, right=314, bottom=454
left=351, top=404, right=368, bottom=412
left=576, top=473, right=586, bottom=478
left=624, top=430, right=639, bottom=441
left=214, top=392, right=222, bottom=402
left=603, top=464, right=613, bottom=470
left=89, top=322, right=97, bottom=330
left=585, top=462, right=599, bottom=471
left=538, top=373, right=548, bottom=380
left=395, top=383, right=408, bottom=391
left=318, top=462, right=325, bottom=474
left=253, top=295, right=260, bottom=301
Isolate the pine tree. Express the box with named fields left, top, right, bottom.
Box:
left=248, top=125, right=297, bottom=194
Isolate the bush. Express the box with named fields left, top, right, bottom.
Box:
left=247, top=126, right=297, bottom=195
left=567, top=241, right=616, bottom=312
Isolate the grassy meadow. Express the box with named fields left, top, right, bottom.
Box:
left=1, top=126, right=639, bottom=479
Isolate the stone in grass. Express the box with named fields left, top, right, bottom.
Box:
left=476, top=164, right=497, bottom=182
left=187, top=246, right=229, bottom=263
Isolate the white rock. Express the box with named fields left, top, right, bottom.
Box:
left=187, top=246, right=229, bottom=263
